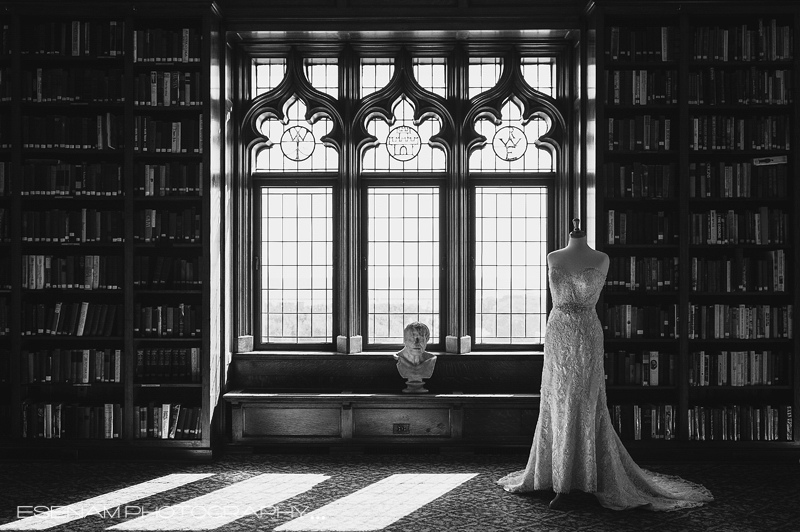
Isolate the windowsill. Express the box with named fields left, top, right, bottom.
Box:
left=236, top=350, right=544, bottom=357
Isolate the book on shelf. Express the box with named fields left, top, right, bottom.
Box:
left=21, top=402, right=122, bottom=439
left=22, top=254, right=123, bottom=290
left=602, top=303, right=679, bottom=339
left=608, top=403, right=676, bottom=441
left=691, top=19, right=793, bottom=62
left=133, top=115, right=203, bottom=153
left=21, top=20, right=126, bottom=58
left=134, top=347, right=201, bottom=383
left=22, top=67, right=125, bottom=103
left=135, top=162, right=203, bottom=196
left=21, top=209, right=125, bottom=243
left=689, top=208, right=789, bottom=245
left=606, top=256, right=678, bottom=292
left=689, top=350, right=791, bottom=387
left=606, top=210, right=678, bottom=245
left=21, top=161, right=123, bottom=197
left=21, top=302, right=122, bottom=337
left=134, top=207, right=201, bottom=243
left=22, top=114, right=124, bottom=150
left=688, top=161, right=788, bottom=198
left=136, top=70, right=202, bottom=107
left=690, top=250, right=786, bottom=292
left=687, top=304, right=793, bottom=339
left=604, top=350, right=675, bottom=386
left=688, top=404, right=792, bottom=442
left=133, top=27, right=201, bottom=64
left=133, top=304, right=200, bottom=338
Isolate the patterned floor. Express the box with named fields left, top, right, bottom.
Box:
left=0, top=452, right=798, bottom=531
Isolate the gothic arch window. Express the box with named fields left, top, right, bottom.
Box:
left=241, top=42, right=568, bottom=353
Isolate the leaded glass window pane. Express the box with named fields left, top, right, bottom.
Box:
left=522, top=57, right=556, bottom=97
left=253, top=58, right=286, bottom=98
left=254, top=97, right=338, bottom=172
left=468, top=57, right=503, bottom=99
left=261, top=187, right=333, bottom=344
left=362, top=97, right=445, bottom=172
left=470, top=99, right=553, bottom=172
left=368, top=187, right=440, bottom=345
left=475, top=187, right=547, bottom=345
left=361, top=58, right=394, bottom=98
left=304, top=58, right=339, bottom=99
left=413, top=57, right=447, bottom=97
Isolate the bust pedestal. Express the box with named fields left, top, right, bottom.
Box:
left=394, top=354, right=437, bottom=393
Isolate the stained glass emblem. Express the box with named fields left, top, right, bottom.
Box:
left=492, top=126, right=527, bottom=161
left=280, top=125, right=315, bottom=161
left=386, top=125, right=422, bottom=161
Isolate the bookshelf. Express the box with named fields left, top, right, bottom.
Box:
left=590, top=2, right=799, bottom=449
left=0, top=2, right=222, bottom=456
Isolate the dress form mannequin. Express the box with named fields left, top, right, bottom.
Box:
left=545, top=217, right=607, bottom=509
left=547, top=218, right=609, bottom=276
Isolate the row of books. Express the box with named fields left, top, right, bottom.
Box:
left=135, top=71, right=203, bottom=107
left=133, top=28, right=202, bottom=64
left=0, top=257, right=9, bottom=289
left=688, top=159, right=788, bottom=198
left=607, top=115, right=672, bottom=151
left=605, top=26, right=679, bottom=62
left=604, top=350, right=675, bottom=386
left=690, top=250, right=786, bottom=292
left=604, top=69, right=678, bottom=106
left=687, top=304, right=793, bottom=340
left=0, top=162, right=8, bottom=194
left=0, top=68, right=10, bottom=101
left=21, top=348, right=123, bottom=384
left=603, top=162, right=677, bottom=199
left=606, top=210, right=678, bottom=245
left=605, top=256, right=678, bottom=292
left=134, top=403, right=202, bottom=440
left=21, top=209, right=124, bottom=243
left=688, top=208, right=790, bottom=245
left=22, top=114, right=123, bottom=150
left=689, top=115, right=790, bottom=151
left=20, top=21, right=125, bottom=58
left=0, top=297, right=8, bottom=334
left=21, top=402, right=122, bottom=439
left=135, top=162, right=203, bottom=196
left=22, top=254, right=123, bottom=291
left=21, top=67, right=125, bottom=103
left=602, top=304, right=678, bottom=340
left=1, top=24, right=8, bottom=55
left=608, top=403, right=676, bottom=441
left=688, top=404, right=792, bottom=442
left=20, top=161, right=122, bottom=197
left=133, top=208, right=202, bottom=243
left=133, top=115, right=203, bottom=154
left=133, top=255, right=202, bottom=288
left=0, top=350, right=7, bottom=382
left=21, top=301, right=122, bottom=337
left=689, top=350, right=791, bottom=387
left=687, top=68, right=793, bottom=106
left=0, top=207, right=7, bottom=241
left=691, top=20, right=793, bottom=62
left=133, top=303, right=201, bottom=338
left=135, top=348, right=201, bottom=382
left=0, top=119, right=9, bottom=148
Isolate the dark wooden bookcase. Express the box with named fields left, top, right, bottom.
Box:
left=0, top=1, right=223, bottom=457
left=587, top=1, right=800, bottom=454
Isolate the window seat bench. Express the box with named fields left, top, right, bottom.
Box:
left=223, top=390, right=540, bottom=452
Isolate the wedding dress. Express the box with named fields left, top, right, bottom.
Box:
left=497, top=266, right=713, bottom=511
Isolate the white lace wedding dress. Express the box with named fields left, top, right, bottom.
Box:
left=497, top=266, right=713, bottom=511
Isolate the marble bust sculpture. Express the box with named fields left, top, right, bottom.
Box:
left=394, top=322, right=437, bottom=393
